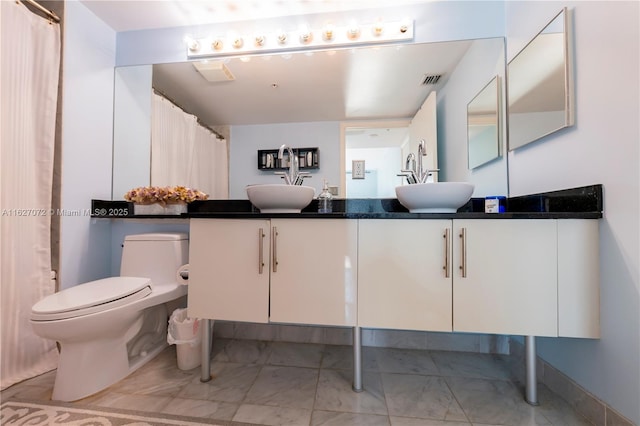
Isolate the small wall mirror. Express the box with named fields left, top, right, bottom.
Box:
left=507, top=8, right=573, bottom=151
left=467, top=76, right=501, bottom=169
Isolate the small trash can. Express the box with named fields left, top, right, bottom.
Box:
left=167, top=308, right=202, bottom=370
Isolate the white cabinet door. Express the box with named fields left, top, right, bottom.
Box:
left=188, top=218, right=270, bottom=323
left=452, top=219, right=558, bottom=336
left=358, top=219, right=452, bottom=331
left=269, top=219, right=358, bottom=326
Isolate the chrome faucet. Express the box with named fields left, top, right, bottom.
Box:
left=398, top=153, right=418, bottom=184
left=275, top=144, right=311, bottom=185
left=398, top=139, right=439, bottom=184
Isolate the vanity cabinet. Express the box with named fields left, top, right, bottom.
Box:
left=358, top=220, right=452, bottom=331
left=452, top=220, right=558, bottom=336
left=189, top=219, right=270, bottom=323
left=188, top=218, right=357, bottom=327
left=358, top=219, right=599, bottom=338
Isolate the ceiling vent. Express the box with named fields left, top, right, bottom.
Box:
left=193, top=61, right=235, bottom=82
left=421, top=74, right=442, bottom=85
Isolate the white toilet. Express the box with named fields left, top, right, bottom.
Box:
left=30, top=233, right=189, bottom=402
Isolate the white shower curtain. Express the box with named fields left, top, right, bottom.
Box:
left=1, top=1, right=61, bottom=389
left=151, top=93, right=228, bottom=198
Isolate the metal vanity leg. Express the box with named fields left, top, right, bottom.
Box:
left=200, top=319, right=212, bottom=382
left=525, top=335, right=539, bottom=405
left=352, top=326, right=363, bottom=392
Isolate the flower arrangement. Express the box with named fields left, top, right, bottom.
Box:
left=124, top=186, right=208, bottom=205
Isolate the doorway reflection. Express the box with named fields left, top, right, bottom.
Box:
left=345, top=126, right=409, bottom=198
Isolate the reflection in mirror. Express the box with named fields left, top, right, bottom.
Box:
left=345, top=124, right=408, bottom=198
left=467, top=76, right=501, bottom=169
left=111, top=38, right=508, bottom=199
left=507, top=8, right=573, bottom=151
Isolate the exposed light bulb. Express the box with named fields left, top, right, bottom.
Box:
left=322, top=24, right=335, bottom=41
left=299, top=27, right=313, bottom=44
left=277, top=31, right=288, bottom=45
left=187, top=39, right=200, bottom=52
left=347, top=23, right=360, bottom=40
left=211, top=39, right=223, bottom=50
left=232, top=37, right=244, bottom=49
left=372, top=22, right=384, bottom=36
left=399, top=19, right=411, bottom=33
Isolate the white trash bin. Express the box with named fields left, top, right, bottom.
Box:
left=167, top=308, right=202, bottom=370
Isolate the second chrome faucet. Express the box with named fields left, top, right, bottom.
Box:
left=398, top=139, right=439, bottom=184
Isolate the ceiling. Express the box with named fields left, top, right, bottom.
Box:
left=152, top=40, right=472, bottom=127
left=80, top=0, right=428, bottom=32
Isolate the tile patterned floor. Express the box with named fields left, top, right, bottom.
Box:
left=2, top=339, right=595, bottom=426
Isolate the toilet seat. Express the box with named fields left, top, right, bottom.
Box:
left=31, top=277, right=152, bottom=321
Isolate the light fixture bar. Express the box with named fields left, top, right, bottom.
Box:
left=186, top=20, right=414, bottom=59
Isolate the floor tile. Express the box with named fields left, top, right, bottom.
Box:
left=4, top=338, right=599, bottom=426
left=319, top=344, right=378, bottom=371
left=445, top=376, right=551, bottom=425
left=233, top=403, right=312, bottom=426
left=390, top=416, right=471, bottom=426
left=213, top=339, right=273, bottom=364
left=161, top=396, right=239, bottom=420
left=267, top=342, right=324, bottom=368
left=430, top=350, right=513, bottom=381
left=244, top=366, right=318, bottom=409
left=311, top=410, right=390, bottom=425
left=83, top=391, right=173, bottom=411
left=314, top=369, right=388, bottom=415
left=382, top=373, right=467, bottom=422
left=178, top=362, right=261, bottom=403
left=375, top=347, right=439, bottom=375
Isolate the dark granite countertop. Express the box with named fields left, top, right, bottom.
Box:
left=91, top=184, right=603, bottom=220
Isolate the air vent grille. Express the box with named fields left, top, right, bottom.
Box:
left=421, top=74, right=442, bottom=85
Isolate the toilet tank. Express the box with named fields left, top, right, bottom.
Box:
left=120, top=233, right=188, bottom=285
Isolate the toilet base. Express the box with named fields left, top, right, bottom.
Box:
left=50, top=305, right=171, bottom=402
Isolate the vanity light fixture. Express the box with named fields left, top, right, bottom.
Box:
left=186, top=20, right=414, bottom=59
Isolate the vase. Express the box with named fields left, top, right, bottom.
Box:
left=134, top=203, right=187, bottom=215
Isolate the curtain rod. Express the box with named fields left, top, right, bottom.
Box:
left=22, top=0, right=61, bottom=23
left=153, top=89, right=225, bottom=140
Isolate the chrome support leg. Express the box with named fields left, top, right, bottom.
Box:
left=352, top=326, right=363, bottom=392
left=525, top=335, right=539, bottom=405
left=200, top=319, right=212, bottom=382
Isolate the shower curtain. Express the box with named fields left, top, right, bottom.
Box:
left=1, top=1, right=61, bottom=389
left=151, top=93, right=229, bottom=198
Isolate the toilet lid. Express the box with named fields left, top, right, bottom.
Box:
left=31, top=277, right=152, bottom=321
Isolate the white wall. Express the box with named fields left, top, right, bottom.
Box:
left=229, top=122, right=341, bottom=198
left=438, top=38, right=508, bottom=197
left=59, top=2, right=116, bottom=289
left=506, top=2, right=639, bottom=423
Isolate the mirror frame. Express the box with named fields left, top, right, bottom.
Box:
left=467, top=75, right=501, bottom=169
left=507, top=7, right=574, bottom=151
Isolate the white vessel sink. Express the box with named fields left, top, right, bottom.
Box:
left=246, top=184, right=315, bottom=213
left=395, top=182, right=475, bottom=213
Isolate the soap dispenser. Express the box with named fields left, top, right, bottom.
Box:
left=318, top=179, right=333, bottom=213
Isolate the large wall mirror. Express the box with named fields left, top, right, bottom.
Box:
left=112, top=38, right=508, bottom=199
left=507, top=8, right=574, bottom=151
left=467, top=76, right=501, bottom=169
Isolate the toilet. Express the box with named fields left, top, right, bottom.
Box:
left=30, top=233, right=189, bottom=402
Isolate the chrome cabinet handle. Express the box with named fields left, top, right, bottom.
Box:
left=258, top=228, right=265, bottom=274
left=459, top=227, right=467, bottom=277
left=443, top=228, right=450, bottom=278
left=272, top=226, right=278, bottom=272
